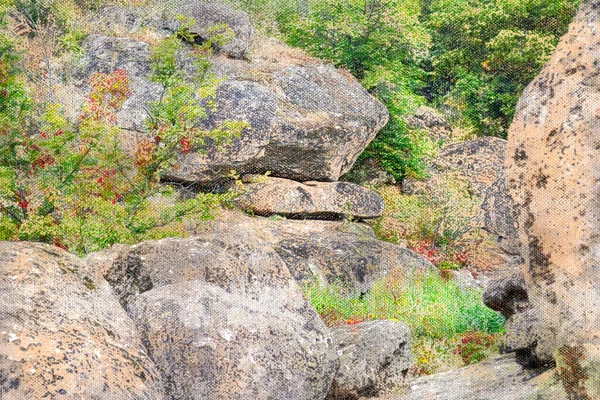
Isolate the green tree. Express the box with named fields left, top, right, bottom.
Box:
left=425, top=0, right=579, bottom=137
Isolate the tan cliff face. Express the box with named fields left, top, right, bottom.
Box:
left=506, top=0, right=600, bottom=394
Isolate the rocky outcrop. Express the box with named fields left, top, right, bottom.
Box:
left=67, top=4, right=388, bottom=185
left=199, top=215, right=433, bottom=295
left=0, top=242, right=164, bottom=399
left=401, top=137, right=521, bottom=274
left=86, top=231, right=339, bottom=400
left=396, top=354, right=567, bottom=400
left=328, top=320, right=413, bottom=399
left=404, top=106, right=452, bottom=143
left=497, top=1, right=600, bottom=393
left=234, top=175, right=385, bottom=219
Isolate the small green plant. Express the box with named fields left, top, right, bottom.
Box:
left=438, top=260, right=460, bottom=271
left=372, top=175, right=479, bottom=269
left=453, top=331, right=498, bottom=365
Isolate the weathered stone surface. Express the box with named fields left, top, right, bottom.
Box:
left=69, top=31, right=388, bottom=184
left=92, top=1, right=253, bottom=59
left=129, top=281, right=337, bottom=400
left=404, top=106, right=452, bottom=143
left=500, top=2, right=600, bottom=394
left=483, top=272, right=528, bottom=320
left=234, top=176, right=385, bottom=219
left=87, top=231, right=339, bottom=400
left=85, top=231, right=289, bottom=305
left=328, top=320, right=413, bottom=400
left=402, top=137, right=507, bottom=197
left=395, top=354, right=567, bottom=400
left=401, top=137, right=521, bottom=275
left=342, top=158, right=396, bottom=187
left=166, top=1, right=253, bottom=59
left=198, top=215, right=433, bottom=295
left=0, top=242, right=164, bottom=399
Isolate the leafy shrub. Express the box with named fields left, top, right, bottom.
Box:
left=372, top=175, right=479, bottom=268
left=0, top=23, right=241, bottom=255
left=453, top=331, right=498, bottom=365
left=13, top=0, right=54, bottom=32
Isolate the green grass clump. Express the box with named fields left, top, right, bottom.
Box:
left=305, top=270, right=504, bottom=338
left=304, top=269, right=505, bottom=375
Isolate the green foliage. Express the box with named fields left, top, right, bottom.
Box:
left=305, top=271, right=504, bottom=338
left=13, top=0, right=53, bottom=32
left=142, top=17, right=247, bottom=181
left=280, top=0, right=428, bottom=79
left=304, top=270, right=504, bottom=374
left=236, top=0, right=578, bottom=178
left=425, top=0, right=579, bottom=137
left=0, top=26, right=240, bottom=255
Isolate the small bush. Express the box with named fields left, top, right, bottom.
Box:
left=372, top=174, right=480, bottom=270
left=0, top=23, right=242, bottom=255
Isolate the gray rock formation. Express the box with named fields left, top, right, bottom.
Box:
left=0, top=242, right=164, bottom=399
left=129, top=281, right=336, bottom=400
left=67, top=14, right=388, bottom=184
left=165, top=1, right=253, bottom=59
left=199, top=216, right=433, bottom=295
left=234, top=175, right=385, bottom=219
left=401, top=137, right=521, bottom=274
left=404, top=106, right=452, bottom=143
left=85, top=231, right=339, bottom=400
left=328, top=320, right=413, bottom=399
left=396, top=354, right=567, bottom=400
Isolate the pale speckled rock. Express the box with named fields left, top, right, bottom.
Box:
left=70, top=33, right=388, bottom=184
left=395, top=354, right=567, bottom=400
left=198, top=216, right=433, bottom=295
left=234, top=175, right=385, bottom=219
left=86, top=231, right=339, bottom=400
left=500, top=2, right=600, bottom=394
left=0, top=242, right=164, bottom=400
left=129, top=281, right=337, bottom=400
left=327, top=320, right=413, bottom=400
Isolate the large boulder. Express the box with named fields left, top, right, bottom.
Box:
left=0, top=242, right=164, bottom=399
left=234, top=175, right=385, bottom=219
left=197, top=215, right=433, bottom=295
left=500, top=0, right=600, bottom=394
left=65, top=26, right=388, bottom=184
left=396, top=354, right=567, bottom=400
left=129, top=281, right=336, bottom=400
left=327, top=320, right=413, bottom=399
left=86, top=231, right=339, bottom=400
